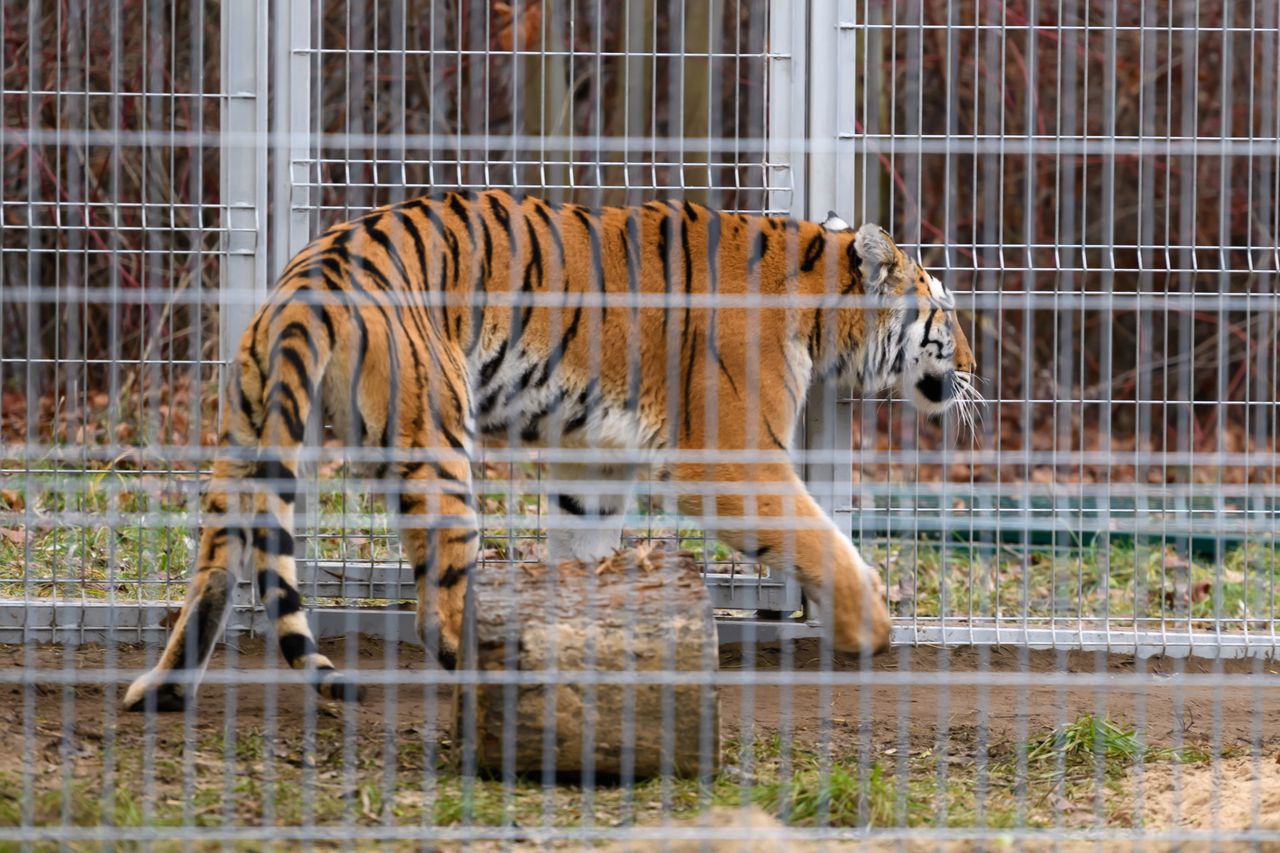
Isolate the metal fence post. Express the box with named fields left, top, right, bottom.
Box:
left=219, top=0, right=270, bottom=639
left=220, top=0, right=270, bottom=364
left=801, top=0, right=855, bottom=520
left=270, top=0, right=315, bottom=280
left=765, top=0, right=810, bottom=617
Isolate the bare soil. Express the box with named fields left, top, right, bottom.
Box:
left=2, top=637, right=1278, bottom=840
left=6, top=640, right=1274, bottom=759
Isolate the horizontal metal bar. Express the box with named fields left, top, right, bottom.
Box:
left=8, top=600, right=1278, bottom=659
left=2, top=443, right=1278, bottom=471
left=4, top=287, right=1280, bottom=314
left=9, top=651, right=1280, bottom=689
left=6, top=126, right=1280, bottom=158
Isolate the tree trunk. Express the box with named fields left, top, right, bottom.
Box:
left=454, top=546, right=720, bottom=780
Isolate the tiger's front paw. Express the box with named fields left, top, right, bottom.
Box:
left=829, top=559, right=893, bottom=655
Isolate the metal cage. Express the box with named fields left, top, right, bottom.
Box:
left=2, top=0, right=1278, bottom=845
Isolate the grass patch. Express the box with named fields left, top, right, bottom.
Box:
left=2, top=461, right=1276, bottom=635
left=0, top=714, right=1230, bottom=834
left=1020, top=714, right=1211, bottom=781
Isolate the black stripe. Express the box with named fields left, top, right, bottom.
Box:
left=655, top=211, right=675, bottom=294
left=257, top=568, right=303, bottom=619
left=680, top=217, right=694, bottom=332
left=276, top=346, right=314, bottom=401
left=399, top=491, right=423, bottom=515
left=202, top=526, right=228, bottom=563
left=764, top=418, right=788, bottom=451
left=487, top=192, right=516, bottom=243
left=476, top=388, right=501, bottom=418
left=571, top=207, right=606, bottom=322
left=682, top=328, right=698, bottom=438
left=809, top=309, right=824, bottom=362
left=716, top=353, right=741, bottom=398
left=522, top=216, right=543, bottom=291
left=276, top=320, right=319, bottom=364
left=170, top=579, right=228, bottom=673
left=504, top=365, right=538, bottom=404
left=624, top=210, right=644, bottom=411
left=346, top=250, right=397, bottom=293
left=738, top=544, right=772, bottom=560
left=556, top=493, right=587, bottom=515
left=436, top=561, right=473, bottom=588
left=800, top=233, right=826, bottom=272
left=479, top=340, right=508, bottom=388
left=535, top=304, right=582, bottom=387
left=279, top=632, right=318, bottom=665
left=310, top=303, right=337, bottom=352
left=448, top=530, right=479, bottom=545
left=234, top=369, right=258, bottom=432
left=520, top=387, right=569, bottom=441
left=447, top=191, right=470, bottom=224
left=390, top=207, right=431, bottom=291
left=454, top=199, right=486, bottom=353
left=681, top=219, right=694, bottom=296
left=563, top=382, right=597, bottom=435
left=443, top=215, right=465, bottom=292
left=361, top=217, right=413, bottom=285
left=658, top=212, right=673, bottom=332
left=255, top=457, right=297, bottom=504
left=265, top=382, right=306, bottom=442
left=532, top=200, right=566, bottom=268
left=252, top=523, right=295, bottom=557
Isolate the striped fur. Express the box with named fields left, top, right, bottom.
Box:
left=123, top=191, right=976, bottom=711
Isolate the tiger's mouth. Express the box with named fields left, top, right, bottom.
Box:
left=916, top=372, right=954, bottom=405
left=910, top=369, right=983, bottom=434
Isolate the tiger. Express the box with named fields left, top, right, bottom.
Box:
left=123, top=190, right=979, bottom=712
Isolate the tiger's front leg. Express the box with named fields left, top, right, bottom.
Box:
left=398, top=453, right=479, bottom=670
left=543, top=462, right=637, bottom=565
left=674, top=461, right=891, bottom=654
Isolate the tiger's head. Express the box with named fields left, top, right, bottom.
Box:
left=822, top=214, right=982, bottom=431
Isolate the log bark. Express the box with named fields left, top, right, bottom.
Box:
left=454, top=546, right=720, bottom=780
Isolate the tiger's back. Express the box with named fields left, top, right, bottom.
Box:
left=269, top=191, right=859, bottom=455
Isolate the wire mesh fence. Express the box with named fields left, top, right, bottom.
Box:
left=2, top=0, right=1279, bottom=845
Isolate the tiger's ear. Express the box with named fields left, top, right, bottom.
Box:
left=855, top=223, right=900, bottom=294
left=821, top=210, right=853, bottom=232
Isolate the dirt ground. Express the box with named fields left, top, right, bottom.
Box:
left=2, top=637, right=1278, bottom=843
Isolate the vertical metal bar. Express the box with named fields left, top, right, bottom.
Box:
left=800, top=0, right=851, bottom=530
left=220, top=0, right=269, bottom=366
left=766, top=1, right=805, bottom=219
left=270, top=0, right=315, bottom=281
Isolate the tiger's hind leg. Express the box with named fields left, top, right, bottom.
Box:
left=398, top=449, right=479, bottom=670
left=249, top=468, right=364, bottom=703
left=123, top=456, right=252, bottom=712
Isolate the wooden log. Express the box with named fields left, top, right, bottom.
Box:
left=454, top=545, right=720, bottom=780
